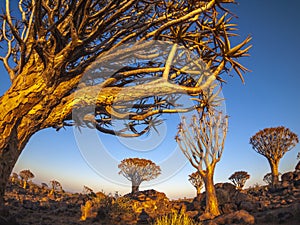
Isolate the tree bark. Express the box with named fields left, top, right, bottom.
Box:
left=269, top=159, right=280, bottom=187
left=0, top=59, right=64, bottom=215
left=131, top=185, right=139, bottom=193
left=203, top=170, right=220, bottom=217
left=196, top=186, right=202, bottom=197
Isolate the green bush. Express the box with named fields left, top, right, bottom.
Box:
left=153, top=212, right=200, bottom=225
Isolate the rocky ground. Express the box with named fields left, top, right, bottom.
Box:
left=1, top=165, right=300, bottom=225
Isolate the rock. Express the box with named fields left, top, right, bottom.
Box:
left=220, top=203, right=237, bottom=214
left=239, top=201, right=258, bottom=212
left=281, top=180, right=290, bottom=188
left=293, top=171, right=300, bottom=181
left=281, top=172, right=294, bottom=182
left=203, top=210, right=255, bottom=225
left=185, top=210, right=199, bottom=219
left=295, top=161, right=300, bottom=172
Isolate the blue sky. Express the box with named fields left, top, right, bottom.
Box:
left=1, top=0, right=300, bottom=199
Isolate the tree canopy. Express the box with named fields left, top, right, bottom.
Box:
left=118, top=158, right=161, bottom=193
left=228, top=171, right=250, bottom=190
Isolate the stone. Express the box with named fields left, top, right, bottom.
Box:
left=281, top=172, right=294, bottom=182
left=204, top=210, right=255, bottom=225
left=295, top=161, right=300, bottom=172
left=185, top=210, right=199, bottom=219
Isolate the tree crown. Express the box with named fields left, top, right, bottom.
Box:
left=118, top=158, right=161, bottom=183
left=19, top=169, right=35, bottom=180
left=250, top=126, right=299, bottom=161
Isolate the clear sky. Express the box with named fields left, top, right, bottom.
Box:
left=1, top=0, right=300, bottom=199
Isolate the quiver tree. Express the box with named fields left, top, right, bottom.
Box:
left=118, top=158, right=161, bottom=193
left=263, top=172, right=281, bottom=186
left=19, top=169, right=34, bottom=189
left=250, top=126, right=299, bottom=187
left=189, top=171, right=203, bottom=197
left=49, top=180, right=63, bottom=195
left=176, top=110, right=228, bottom=217
left=228, top=171, right=250, bottom=190
left=0, top=0, right=251, bottom=214
left=83, top=185, right=96, bottom=199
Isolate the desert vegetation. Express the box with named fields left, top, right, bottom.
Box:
left=0, top=0, right=299, bottom=225
left=0, top=0, right=251, bottom=216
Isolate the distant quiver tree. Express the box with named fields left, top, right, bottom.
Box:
left=250, top=126, right=299, bottom=186
left=228, top=171, right=250, bottom=190
left=118, top=158, right=161, bottom=193
left=19, top=169, right=34, bottom=189
left=189, top=171, right=203, bottom=197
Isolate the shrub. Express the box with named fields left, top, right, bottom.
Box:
left=152, top=212, right=200, bottom=225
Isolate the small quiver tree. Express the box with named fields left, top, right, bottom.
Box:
left=83, top=185, right=96, bottom=199
left=263, top=173, right=273, bottom=186
left=263, top=172, right=282, bottom=186
left=250, top=126, right=299, bottom=187
left=118, top=158, right=161, bottom=193
left=228, top=171, right=250, bottom=190
left=49, top=180, right=63, bottom=195
left=19, top=169, right=34, bottom=189
left=189, top=171, right=203, bottom=197
left=176, top=110, right=228, bottom=217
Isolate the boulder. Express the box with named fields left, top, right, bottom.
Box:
left=203, top=210, right=255, bottom=225
left=295, top=161, right=300, bottom=172
left=281, top=172, right=294, bottom=182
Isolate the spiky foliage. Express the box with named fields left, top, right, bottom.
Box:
left=228, top=171, right=250, bottom=190
left=250, top=126, right=299, bottom=186
left=176, top=110, right=228, bottom=217
left=0, top=0, right=251, bottom=213
left=19, top=169, right=34, bottom=189
left=189, top=171, right=203, bottom=196
left=118, top=158, right=161, bottom=193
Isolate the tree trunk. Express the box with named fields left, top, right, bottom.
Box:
left=0, top=61, right=66, bottom=216
left=203, top=171, right=220, bottom=217
left=23, top=180, right=27, bottom=189
left=196, top=186, right=202, bottom=197
left=269, top=159, right=280, bottom=187
left=131, top=184, right=139, bottom=193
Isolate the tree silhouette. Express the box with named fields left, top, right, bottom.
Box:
left=118, top=158, right=161, bottom=193
left=49, top=180, right=63, bottom=195
left=19, top=169, right=34, bottom=189
left=228, top=171, right=250, bottom=190
left=250, top=126, right=298, bottom=186
left=0, top=0, right=251, bottom=213
left=262, top=172, right=281, bottom=186
left=189, top=171, right=203, bottom=197
left=176, top=110, right=228, bottom=217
